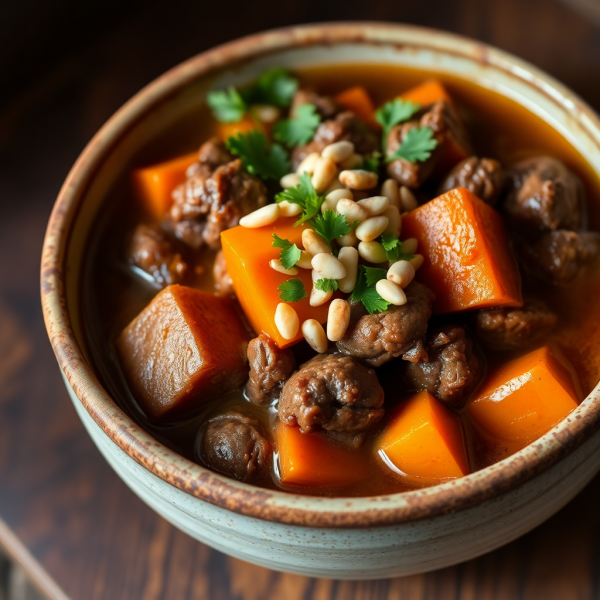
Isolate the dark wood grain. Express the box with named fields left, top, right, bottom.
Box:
left=1, top=0, right=600, bottom=598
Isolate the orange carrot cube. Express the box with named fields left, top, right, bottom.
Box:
left=335, top=86, right=379, bottom=129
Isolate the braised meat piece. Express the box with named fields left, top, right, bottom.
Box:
left=504, top=156, right=585, bottom=233
left=519, top=230, right=600, bottom=285
left=439, top=156, right=504, bottom=205
left=279, top=354, right=384, bottom=434
left=292, top=111, right=380, bottom=169
left=213, top=250, right=233, bottom=296
left=170, top=138, right=267, bottom=249
left=128, top=224, right=187, bottom=288
left=200, top=410, right=272, bottom=483
left=405, top=325, right=481, bottom=407
left=291, top=88, right=342, bottom=120
left=245, top=334, right=296, bottom=406
left=336, top=282, right=435, bottom=367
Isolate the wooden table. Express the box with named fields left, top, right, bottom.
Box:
left=2, top=0, right=600, bottom=598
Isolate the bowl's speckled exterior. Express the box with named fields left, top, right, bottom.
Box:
left=42, top=23, right=600, bottom=578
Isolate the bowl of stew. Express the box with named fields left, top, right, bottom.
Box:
left=41, top=23, right=600, bottom=578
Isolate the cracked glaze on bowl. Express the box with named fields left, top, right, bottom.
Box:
left=41, top=23, right=600, bottom=578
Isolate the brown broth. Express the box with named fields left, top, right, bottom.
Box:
left=81, top=63, right=600, bottom=497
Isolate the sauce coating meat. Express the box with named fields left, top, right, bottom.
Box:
left=438, top=156, right=504, bottom=206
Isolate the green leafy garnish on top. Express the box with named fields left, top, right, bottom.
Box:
left=386, top=126, right=438, bottom=164
left=275, top=173, right=324, bottom=225
left=314, top=278, right=339, bottom=292
left=312, top=210, right=356, bottom=248
left=272, top=235, right=301, bottom=270
left=350, top=265, right=390, bottom=314
left=273, top=104, right=321, bottom=147
left=278, top=278, right=307, bottom=302
left=206, top=87, right=247, bottom=123
left=226, top=131, right=290, bottom=180
left=375, top=99, right=421, bottom=145
left=361, top=151, right=382, bottom=174
left=381, top=234, right=415, bottom=263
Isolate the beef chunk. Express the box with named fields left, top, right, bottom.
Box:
left=439, top=156, right=504, bottom=205
left=404, top=325, right=481, bottom=407
left=291, top=88, right=341, bottom=120
left=213, top=250, right=233, bottom=295
left=476, top=299, right=557, bottom=351
left=336, top=281, right=435, bottom=367
left=519, top=230, right=600, bottom=285
left=292, top=111, right=380, bottom=169
left=128, top=224, right=187, bottom=288
left=504, top=156, right=585, bottom=233
left=170, top=139, right=267, bottom=249
left=279, top=354, right=384, bottom=434
left=200, top=410, right=272, bottom=482
left=245, top=334, right=296, bottom=406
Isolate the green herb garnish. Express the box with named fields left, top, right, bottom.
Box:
left=275, top=173, right=324, bottom=225
left=312, top=210, right=355, bottom=248
left=361, top=151, right=382, bottom=174
left=278, top=278, right=307, bottom=302
left=350, top=265, right=390, bottom=314
left=206, top=87, right=247, bottom=123
left=226, top=131, right=290, bottom=180
left=381, top=234, right=415, bottom=263
left=273, top=103, right=321, bottom=147
left=375, top=99, right=421, bottom=145
left=243, top=68, right=299, bottom=108
left=314, top=278, right=339, bottom=292
left=272, top=235, right=302, bottom=270
left=386, top=126, right=438, bottom=163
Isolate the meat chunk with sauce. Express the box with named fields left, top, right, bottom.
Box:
left=170, top=138, right=267, bottom=249
left=200, top=410, right=272, bottom=483
left=127, top=223, right=187, bottom=288
left=291, top=88, right=342, bottom=120
left=245, top=334, right=296, bottom=406
left=439, top=156, right=504, bottom=205
left=404, top=325, right=481, bottom=408
left=476, top=299, right=557, bottom=351
left=213, top=249, right=234, bottom=295
left=503, top=156, right=585, bottom=233
left=279, top=354, right=384, bottom=435
left=336, top=282, right=435, bottom=367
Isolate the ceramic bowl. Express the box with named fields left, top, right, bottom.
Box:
left=41, top=23, right=600, bottom=579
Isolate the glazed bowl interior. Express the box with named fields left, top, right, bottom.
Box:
left=44, top=23, right=600, bottom=527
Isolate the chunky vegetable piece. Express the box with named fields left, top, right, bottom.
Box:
left=217, top=115, right=261, bottom=142
left=115, top=285, right=250, bottom=420
left=276, top=424, right=369, bottom=487
left=377, top=391, right=469, bottom=483
left=221, top=218, right=331, bottom=348
left=402, top=188, right=522, bottom=314
left=467, top=346, right=580, bottom=446
left=399, top=79, right=453, bottom=106
left=335, top=86, right=379, bottom=129
left=133, top=152, right=197, bottom=219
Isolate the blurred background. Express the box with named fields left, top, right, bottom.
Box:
left=1, top=0, right=600, bottom=599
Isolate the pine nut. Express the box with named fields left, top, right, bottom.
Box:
left=400, top=186, right=419, bottom=211
left=339, top=169, right=378, bottom=190
left=311, top=253, right=347, bottom=280
left=409, top=254, right=425, bottom=270
left=312, top=156, right=338, bottom=194
left=383, top=205, right=401, bottom=237
left=278, top=200, right=302, bottom=217
left=275, top=303, right=299, bottom=340
left=302, top=229, right=331, bottom=255
left=325, top=177, right=344, bottom=194
left=302, top=319, right=328, bottom=353
left=322, top=188, right=353, bottom=213
left=296, top=250, right=313, bottom=269
left=311, top=268, right=320, bottom=282
left=402, top=237, right=419, bottom=254
left=296, top=152, right=320, bottom=175
left=337, top=231, right=358, bottom=247
left=336, top=198, right=369, bottom=223
left=321, top=140, right=355, bottom=163
left=327, top=299, right=351, bottom=342
left=270, top=259, right=298, bottom=275
left=240, top=204, right=280, bottom=228
left=381, top=179, right=400, bottom=209
left=250, top=104, right=281, bottom=124
left=356, top=216, right=389, bottom=242
left=376, top=279, right=407, bottom=306
left=357, top=196, right=389, bottom=216
left=310, top=285, right=332, bottom=307
left=358, top=241, right=387, bottom=264
left=339, top=153, right=364, bottom=170
left=280, top=173, right=300, bottom=189
left=338, top=246, right=359, bottom=293
left=387, top=260, right=415, bottom=288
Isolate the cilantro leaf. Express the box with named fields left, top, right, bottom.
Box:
left=315, top=278, right=339, bottom=292
left=380, top=234, right=415, bottom=263
left=386, top=126, right=438, bottom=163
left=364, top=266, right=387, bottom=286
left=361, top=151, right=382, bottom=174
left=275, top=173, right=324, bottom=225
left=272, top=234, right=291, bottom=249
left=271, top=235, right=301, bottom=269
left=375, top=98, right=421, bottom=144
left=226, top=131, right=290, bottom=180
left=244, top=68, right=299, bottom=107
left=278, top=278, right=307, bottom=302
left=350, top=266, right=390, bottom=314
left=312, top=210, right=353, bottom=247
left=273, top=104, right=321, bottom=147
left=207, top=87, right=248, bottom=123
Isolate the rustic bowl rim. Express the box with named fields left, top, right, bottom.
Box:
left=41, top=22, right=600, bottom=529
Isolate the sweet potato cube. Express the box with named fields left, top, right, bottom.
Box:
left=467, top=346, right=580, bottom=446
left=276, top=424, right=369, bottom=487
left=220, top=218, right=332, bottom=348
left=335, top=86, right=379, bottom=129
left=217, top=115, right=263, bottom=142
left=132, top=152, right=197, bottom=220
left=378, top=391, right=469, bottom=484
left=402, top=188, right=522, bottom=314
left=115, top=285, right=249, bottom=421
left=399, top=79, right=454, bottom=107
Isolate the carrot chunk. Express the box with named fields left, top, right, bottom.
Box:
left=399, top=79, right=453, bottom=107
left=115, top=285, right=249, bottom=421
left=467, top=346, right=580, bottom=446
left=377, top=391, right=469, bottom=484
left=402, top=188, right=522, bottom=314
left=335, top=86, right=379, bottom=129
left=220, top=218, right=332, bottom=348
left=276, top=424, right=370, bottom=487
left=132, top=152, right=197, bottom=220
left=217, top=115, right=262, bottom=142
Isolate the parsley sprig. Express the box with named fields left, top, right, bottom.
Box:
left=350, top=265, right=390, bottom=314
left=272, top=235, right=302, bottom=270
left=278, top=279, right=307, bottom=303
left=361, top=151, right=382, bottom=174
left=313, top=210, right=356, bottom=247
left=315, top=278, right=339, bottom=292
left=386, top=126, right=438, bottom=163
left=275, top=173, right=324, bottom=225
left=375, top=99, right=420, bottom=145
left=273, top=104, right=321, bottom=147
left=206, top=87, right=247, bottom=123
left=226, top=131, right=290, bottom=180
left=381, top=234, right=415, bottom=263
